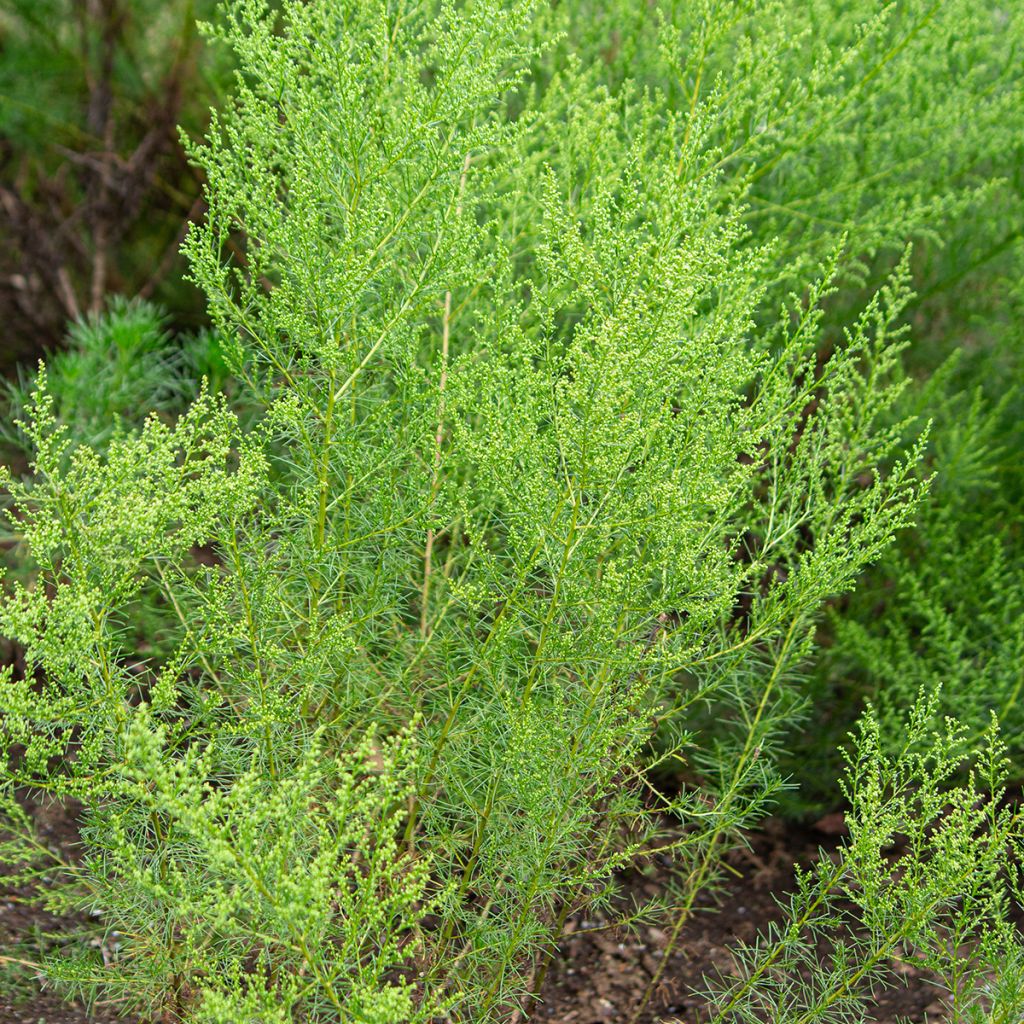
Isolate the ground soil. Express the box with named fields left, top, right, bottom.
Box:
left=1, top=801, right=952, bottom=1024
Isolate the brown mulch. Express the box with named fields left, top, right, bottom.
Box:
left=2, top=805, right=949, bottom=1024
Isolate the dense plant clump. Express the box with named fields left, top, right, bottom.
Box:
left=0, top=299, right=232, bottom=455
left=1, top=1, right=1022, bottom=1022
left=827, top=366, right=1024, bottom=762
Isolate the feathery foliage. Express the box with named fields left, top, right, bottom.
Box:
left=1, top=0, right=1022, bottom=1020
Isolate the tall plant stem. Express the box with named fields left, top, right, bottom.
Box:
left=422, top=151, right=472, bottom=639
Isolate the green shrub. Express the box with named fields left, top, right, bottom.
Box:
left=0, top=298, right=234, bottom=453
left=1, top=1, right=1021, bottom=1021
left=810, top=274, right=1024, bottom=790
